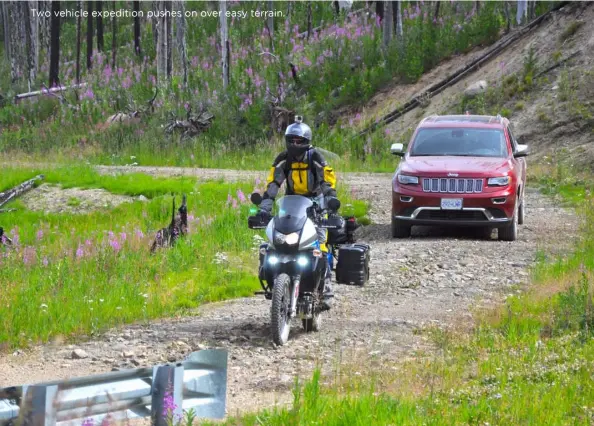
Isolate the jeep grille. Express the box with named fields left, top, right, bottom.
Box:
left=422, top=178, right=483, bottom=193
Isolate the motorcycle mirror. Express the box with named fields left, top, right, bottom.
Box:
left=250, top=192, right=263, bottom=205
left=328, top=197, right=341, bottom=211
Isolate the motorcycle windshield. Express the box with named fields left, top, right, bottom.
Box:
left=274, top=195, right=313, bottom=234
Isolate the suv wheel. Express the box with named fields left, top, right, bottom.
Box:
left=391, top=217, right=411, bottom=238
left=498, top=197, right=518, bottom=241
left=518, top=194, right=525, bottom=225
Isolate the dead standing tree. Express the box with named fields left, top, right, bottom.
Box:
left=150, top=195, right=188, bottom=254
left=219, top=0, right=230, bottom=90
left=49, top=0, right=61, bottom=87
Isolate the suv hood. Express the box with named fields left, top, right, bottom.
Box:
left=399, top=156, right=511, bottom=176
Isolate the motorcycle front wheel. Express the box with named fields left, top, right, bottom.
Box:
left=271, top=273, right=292, bottom=346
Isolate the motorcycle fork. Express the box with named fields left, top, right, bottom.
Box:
left=290, top=275, right=301, bottom=317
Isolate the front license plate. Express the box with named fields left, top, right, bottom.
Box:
left=441, top=198, right=463, bottom=210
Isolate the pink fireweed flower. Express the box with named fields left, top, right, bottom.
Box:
left=83, top=89, right=94, bottom=100
left=122, top=76, right=132, bottom=89
left=23, top=246, right=36, bottom=265
left=227, top=193, right=233, bottom=205
left=42, top=256, right=49, bottom=267
left=246, top=67, right=253, bottom=77
left=76, top=245, right=84, bottom=259
left=36, top=230, right=44, bottom=241
left=117, top=67, right=124, bottom=77
left=108, top=231, right=115, bottom=239
left=232, top=199, right=238, bottom=209
left=103, top=66, right=112, bottom=81
left=109, top=239, right=121, bottom=253
left=237, top=189, right=247, bottom=203
left=120, top=232, right=127, bottom=242
left=135, top=229, right=144, bottom=239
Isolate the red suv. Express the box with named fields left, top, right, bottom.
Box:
left=390, top=114, right=528, bottom=241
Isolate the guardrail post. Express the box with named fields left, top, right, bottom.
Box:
left=151, top=364, right=184, bottom=426
left=17, top=385, right=58, bottom=426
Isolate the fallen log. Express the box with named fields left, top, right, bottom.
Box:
left=0, top=174, right=45, bottom=209
left=14, top=83, right=87, bottom=103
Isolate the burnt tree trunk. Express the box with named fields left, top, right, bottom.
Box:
left=219, top=0, right=229, bottom=90
left=156, top=1, right=167, bottom=85
left=166, top=0, right=172, bottom=79
left=133, top=0, right=141, bottom=56
left=396, top=0, right=403, bottom=38
left=176, top=0, right=188, bottom=89
left=111, top=1, right=116, bottom=68
left=96, top=0, right=104, bottom=52
left=49, top=0, right=60, bottom=87
left=434, top=1, right=440, bottom=21
left=23, top=2, right=35, bottom=90
left=376, top=1, right=384, bottom=23
left=307, top=1, right=313, bottom=40
left=86, top=0, right=93, bottom=69
left=382, top=0, right=393, bottom=47
left=76, top=0, right=81, bottom=83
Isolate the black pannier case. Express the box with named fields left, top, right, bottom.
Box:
left=335, top=243, right=370, bottom=286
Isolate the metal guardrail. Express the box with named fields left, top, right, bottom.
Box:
left=0, top=349, right=227, bottom=426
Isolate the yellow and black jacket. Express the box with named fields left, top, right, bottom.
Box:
left=262, top=148, right=337, bottom=206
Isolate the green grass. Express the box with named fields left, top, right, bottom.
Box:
left=200, top=168, right=594, bottom=426
left=0, top=165, right=368, bottom=349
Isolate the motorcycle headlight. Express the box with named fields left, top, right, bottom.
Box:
left=397, top=174, right=419, bottom=185
left=487, top=176, right=511, bottom=186
left=285, top=232, right=300, bottom=245
left=274, top=232, right=299, bottom=245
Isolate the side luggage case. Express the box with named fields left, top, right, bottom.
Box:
left=335, top=243, right=370, bottom=286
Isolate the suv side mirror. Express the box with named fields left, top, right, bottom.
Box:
left=390, top=143, right=405, bottom=156
left=514, top=144, right=529, bottom=158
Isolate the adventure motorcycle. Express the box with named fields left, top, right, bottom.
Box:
left=247, top=192, right=343, bottom=346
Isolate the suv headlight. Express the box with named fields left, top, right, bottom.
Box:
left=397, top=174, right=419, bottom=185
left=274, top=232, right=299, bottom=245
left=487, top=176, right=511, bottom=186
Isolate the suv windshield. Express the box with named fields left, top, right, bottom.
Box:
left=410, top=128, right=508, bottom=158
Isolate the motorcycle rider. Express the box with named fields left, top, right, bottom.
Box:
left=257, top=116, right=338, bottom=310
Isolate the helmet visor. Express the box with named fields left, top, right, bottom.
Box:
left=286, top=135, right=309, bottom=146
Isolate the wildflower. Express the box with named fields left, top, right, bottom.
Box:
left=76, top=245, right=84, bottom=259
left=36, top=230, right=44, bottom=241
left=135, top=229, right=144, bottom=239
left=232, top=199, right=238, bottom=209
left=120, top=232, right=127, bottom=241
left=122, top=76, right=132, bottom=89
left=81, top=418, right=94, bottom=426
left=83, top=88, right=94, bottom=100
left=109, top=239, right=121, bottom=253
left=237, top=189, right=247, bottom=203
left=42, top=256, right=49, bottom=267
left=163, top=390, right=177, bottom=417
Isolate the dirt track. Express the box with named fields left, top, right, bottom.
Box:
left=0, top=168, right=581, bottom=418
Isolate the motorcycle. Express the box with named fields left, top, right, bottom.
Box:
left=247, top=192, right=343, bottom=346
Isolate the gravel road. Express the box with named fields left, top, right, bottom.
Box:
left=0, top=169, right=581, bottom=418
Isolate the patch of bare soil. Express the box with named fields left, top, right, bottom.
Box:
left=17, top=183, right=139, bottom=214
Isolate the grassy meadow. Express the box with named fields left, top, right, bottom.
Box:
left=0, top=164, right=369, bottom=349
